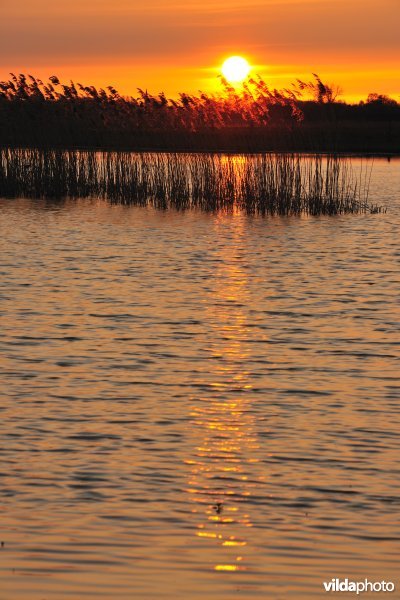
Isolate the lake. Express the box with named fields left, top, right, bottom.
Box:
left=0, top=156, right=399, bottom=599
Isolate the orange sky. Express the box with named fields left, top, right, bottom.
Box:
left=1, top=0, right=399, bottom=102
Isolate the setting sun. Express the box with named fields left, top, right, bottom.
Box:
left=221, top=56, right=250, bottom=83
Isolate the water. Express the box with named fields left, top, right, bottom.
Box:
left=0, top=157, right=399, bottom=599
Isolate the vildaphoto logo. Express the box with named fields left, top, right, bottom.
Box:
left=323, top=579, right=395, bottom=594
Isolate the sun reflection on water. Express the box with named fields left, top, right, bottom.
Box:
left=185, top=214, right=265, bottom=577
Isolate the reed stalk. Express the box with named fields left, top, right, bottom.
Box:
left=0, top=148, right=383, bottom=215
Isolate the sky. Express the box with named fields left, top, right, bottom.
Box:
left=1, top=0, right=399, bottom=102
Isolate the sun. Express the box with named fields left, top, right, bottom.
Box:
left=221, top=56, right=250, bottom=83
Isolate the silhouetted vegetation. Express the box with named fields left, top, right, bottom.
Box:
left=0, top=148, right=383, bottom=215
left=0, top=73, right=399, bottom=153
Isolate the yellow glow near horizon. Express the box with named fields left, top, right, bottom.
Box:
left=221, top=56, right=250, bottom=83
left=1, top=0, right=399, bottom=101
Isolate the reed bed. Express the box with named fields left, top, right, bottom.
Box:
left=0, top=148, right=383, bottom=215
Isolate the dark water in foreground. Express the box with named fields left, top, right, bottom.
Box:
left=0, top=158, right=399, bottom=599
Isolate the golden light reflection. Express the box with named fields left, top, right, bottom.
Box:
left=185, top=213, right=264, bottom=579
left=215, top=565, right=240, bottom=572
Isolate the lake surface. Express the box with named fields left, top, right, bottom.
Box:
left=0, top=157, right=399, bottom=599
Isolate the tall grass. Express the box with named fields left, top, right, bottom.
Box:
left=0, top=73, right=302, bottom=149
left=0, top=148, right=383, bottom=215
left=1, top=74, right=399, bottom=153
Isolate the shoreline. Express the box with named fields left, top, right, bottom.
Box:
left=1, top=145, right=399, bottom=158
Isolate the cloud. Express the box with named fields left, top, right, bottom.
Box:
left=0, top=0, right=398, bottom=99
